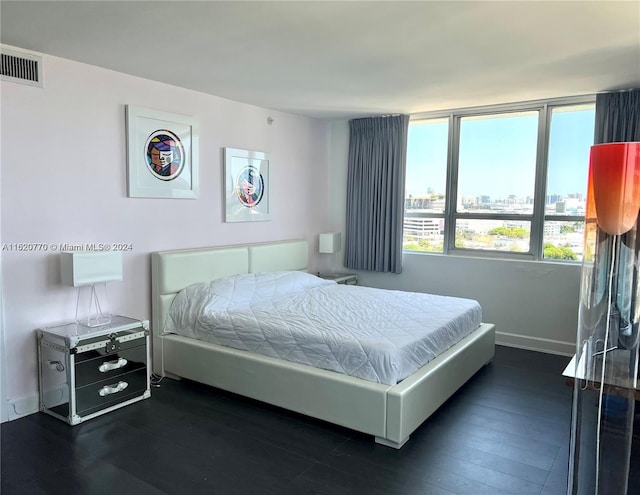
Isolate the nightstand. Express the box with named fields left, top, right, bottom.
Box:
left=318, top=273, right=358, bottom=285
left=37, top=315, right=150, bottom=425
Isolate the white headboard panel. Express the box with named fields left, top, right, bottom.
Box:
left=155, top=247, right=249, bottom=295
left=151, top=240, right=309, bottom=374
left=249, top=240, right=308, bottom=272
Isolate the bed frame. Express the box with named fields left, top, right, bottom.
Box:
left=151, top=239, right=495, bottom=448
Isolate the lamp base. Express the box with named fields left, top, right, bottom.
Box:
left=75, top=283, right=113, bottom=328
left=76, top=315, right=112, bottom=328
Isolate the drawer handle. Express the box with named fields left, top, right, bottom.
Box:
left=98, top=381, right=128, bottom=397
left=98, top=358, right=128, bottom=373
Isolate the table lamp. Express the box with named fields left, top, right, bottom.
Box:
left=60, top=251, right=123, bottom=327
left=319, top=232, right=341, bottom=254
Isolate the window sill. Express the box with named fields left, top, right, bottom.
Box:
left=402, top=248, right=582, bottom=266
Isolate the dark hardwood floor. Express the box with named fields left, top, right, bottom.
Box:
left=0, top=346, right=588, bottom=494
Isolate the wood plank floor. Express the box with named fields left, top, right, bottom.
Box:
left=0, top=346, right=633, bottom=494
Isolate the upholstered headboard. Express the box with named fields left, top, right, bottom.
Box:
left=150, top=239, right=308, bottom=373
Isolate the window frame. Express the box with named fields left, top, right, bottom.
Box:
left=406, top=95, right=595, bottom=261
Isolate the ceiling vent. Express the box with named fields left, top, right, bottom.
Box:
left=1, top=48, right=43, bottom=88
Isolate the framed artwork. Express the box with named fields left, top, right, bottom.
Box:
left=224, top=147, right=271, bottom=222
left=126, top=105, right=199, bottom=198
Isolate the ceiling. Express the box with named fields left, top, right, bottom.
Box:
left=1, top=1, right=639, bottom=120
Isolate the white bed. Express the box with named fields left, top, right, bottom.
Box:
left=151, top=239, right=495, bottom=448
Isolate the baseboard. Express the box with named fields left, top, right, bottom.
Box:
left=6, top=394, right=39, bottom=421
left=496, top=331, right=575, bottom=356
left=5, top=386, right=67, bottom=422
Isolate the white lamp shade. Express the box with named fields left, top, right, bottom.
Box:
left=319, top=232, right=342, bottom=254
left=60, top=252, right=123, bottom=287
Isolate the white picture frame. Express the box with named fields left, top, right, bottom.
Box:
left=224, top=147, right=271, bottom=222
left=126, top=105, right=199, bottom=199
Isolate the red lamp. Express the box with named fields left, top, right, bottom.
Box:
left=589, top=142, right=640, bottom=235
left=570, top=140, right=640, bottom=495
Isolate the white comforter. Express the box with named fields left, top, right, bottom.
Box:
left=165, top=271, right=482, bottom=385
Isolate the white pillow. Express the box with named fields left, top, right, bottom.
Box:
left=186, top=271, right=334, bottom=303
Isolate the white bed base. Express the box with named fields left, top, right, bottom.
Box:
left=151, top=239, right=495, bottom=448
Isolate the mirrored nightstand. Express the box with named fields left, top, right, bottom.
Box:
left=37, top=315, right=151, bottom=425
left=317, top=273, right=358, bottom=285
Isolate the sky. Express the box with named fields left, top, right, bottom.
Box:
left=405, top=106, right=595, bottom=201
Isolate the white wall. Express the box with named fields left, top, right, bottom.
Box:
left=0, top=104, right=6, bottom=421
left=0, top=46, right=331, bottom=417
left=0, top=286, right=6, bottom=423
left=328, top=120, right=580, bottom=355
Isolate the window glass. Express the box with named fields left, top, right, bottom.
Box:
left=545, top=105, right=594, bottom=216
left=405, top=119, right=448, bottom=214
left=543, top=221, right=584, bottom=261
left=404, top=119, right=448, bottom=253
left=402, top=98, right=595, bottom=262
left=455, top=219, right=531, bottom=252
left=541, top=105, right=594, bottom=262
left=403, top=216, right=444, bottom=253
left=457, top=112, right=538, bottom=215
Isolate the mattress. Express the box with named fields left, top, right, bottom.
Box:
left=164, top=271, right=482, bottom=385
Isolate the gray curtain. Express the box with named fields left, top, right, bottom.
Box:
left=344, top=114, right=409, bottom=274
left=594, top=89, right=640, bottom=144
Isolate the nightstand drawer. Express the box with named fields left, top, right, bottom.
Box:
left=75, top=344, right=146, bottom=387
left=76, top=368, right=148, bottom=417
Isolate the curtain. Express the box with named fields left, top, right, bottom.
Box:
left=594, top=89, right=640, bottom=144
left=344, top=114, right=409, bottom=274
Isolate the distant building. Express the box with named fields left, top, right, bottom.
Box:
left=563, top=198, right=584, bottom=215
left=403, top=217, right=442, bottom=240
left=405, top=194, right=445, bottom=212
left=544, top=223, right=562, bottom=235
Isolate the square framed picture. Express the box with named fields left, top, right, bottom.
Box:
left=224, top=147, right=271, bottom=222
left=126, top=105, right=199, bottom=198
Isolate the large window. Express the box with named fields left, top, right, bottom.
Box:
left=403, top=97, right=595, bottom=261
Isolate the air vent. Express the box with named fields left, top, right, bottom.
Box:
left=1, top=48, right=43, bottom=87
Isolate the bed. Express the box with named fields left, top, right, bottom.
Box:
left=151, top=239, right=495, bottom=448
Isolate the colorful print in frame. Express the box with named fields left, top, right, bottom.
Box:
left=224, top=147, right=271, bottom=222
left=126, top=105, right=199, bottom=198
left=145, top=130, right=185, bottom=181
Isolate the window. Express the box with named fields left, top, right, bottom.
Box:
left=543, top=104, right=595, bottom=261
left=404, top=119, right=447, bottom=252
left=404, top=97, right=595, bottom=261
